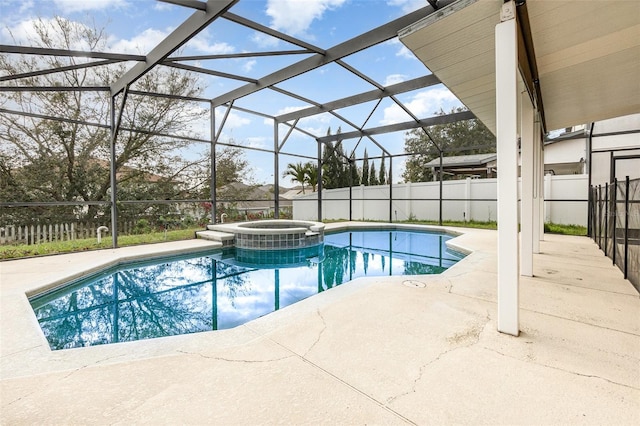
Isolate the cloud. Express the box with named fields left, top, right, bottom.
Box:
left=188, top=29, right=235, bottom=54
left=109, top=28, right=169, bottom=54
left=386, top=0, right=425, bottom=13
left=52, top=0, right=128, bottom=13
left=251, top=32, right=280, bottom=48
left=384, top=74, right=407, bottom=86
left=396, top=44, right=416, bottom=60
left=243, top=59, right=257, bottom=73
left=153, top=2, right=172, bottom=11
left=265, top=0, right=347, bottom=36
left=223, top=112, right=251, bottom=130
left=386, top=38, right=416, bottom=60
left=2, top=17, right=96, bottom=51
left=246, top=136, right=268, bottom=149
left=273, top=105, right=308, bottom=117
left=109, top=27, right=234, bottom=56
left=380, top=88, right=459, bottom=125
left=18, top=0, right=35, bottom=14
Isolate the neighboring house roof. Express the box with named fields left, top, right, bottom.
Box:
left=218, top=182, right=294, bottom=209
left=544, top=129, right=586, bottom=144
left=280, top=187, right=307, bottom=200
left=424, top=153, right=497, bottom=168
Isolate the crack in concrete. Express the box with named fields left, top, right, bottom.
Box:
left=0, top=344, right=43, bottom=359
left=175, top=349, right=294, bottom=364
left=482, top=346, right=640, bottom=391
left=386, top=313, right=492, bottom=405
left=302, top=308, right=327, bottom=357
left=5, top=354, right=128, bottom=407
left=60, top=353, right=127, bottom=380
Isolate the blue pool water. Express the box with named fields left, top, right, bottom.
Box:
left=30, top=229, right=465, bottom=350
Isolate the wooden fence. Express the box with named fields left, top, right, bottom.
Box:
left=0, top=222, right=137, bottom=245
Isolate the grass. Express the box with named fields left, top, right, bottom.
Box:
left=404, top=219, right=498, bottom=230
left=1, top=220, right=588, bottom=260
left=324, top=218, right=587, bottom=235
left=0, top=228, right=200, bottom=260
left=544, top=222, right=587, bottom=236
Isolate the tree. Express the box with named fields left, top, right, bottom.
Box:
left=283, top=162, right=308, bottom=194
left=402, top=107, right=495, bottom=182
left=348, top=153, right=360, bottom=186
left=361, top=149, right=370, bottom=186
left=321, top=127, right=352, bottom=189
left=369, top=162, right=378, bottom=186
left=193, top=144, right=254, bottom=206
left=379, top=155, right=387, bottom=185
left=304, top=162, right=318, bottom=192
left=0, top=17, right=208, bottom=225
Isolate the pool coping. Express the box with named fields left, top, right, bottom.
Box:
left=27, top=222, right=468, bottom=299
left=0, top=222, right=476, bottom=379
left=3, top=225, right=639, bottom=425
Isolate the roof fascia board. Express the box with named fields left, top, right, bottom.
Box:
left=398, top=0, right=479, bottom=38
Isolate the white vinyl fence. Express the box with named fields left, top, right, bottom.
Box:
left=293, top=174, right=588, bottom=226
left=0, top=221, right=136, bottom=245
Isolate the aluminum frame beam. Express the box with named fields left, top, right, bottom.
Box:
left=211, top=2, right=451, bottom=108
left=110, top=0, right=238, bottom=96
left=316, top=110, right=474, bottom=143
left=276, top=74, right=440, bottom=122
left=0, top=59, right=121, bottom=82
left=0, top=44, right=145, bottom=61
left=222, top=12, right=325, bottom=54
left=166, top=50, right=313, bottom=61
left=164, top=61, right=257, bottom=83
left=158, top=0, right=206, bottom=10
left=0, top=86, right=109, bottom=92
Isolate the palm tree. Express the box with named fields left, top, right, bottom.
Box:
left=304, top=162, right=318, bottom=192
left=283, top=162, right=307, bottom=194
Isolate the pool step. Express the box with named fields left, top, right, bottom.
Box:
left=196, top=230, right=235, bottom=246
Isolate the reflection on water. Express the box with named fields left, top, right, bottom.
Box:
left=31, top=230, right=464, bottom=350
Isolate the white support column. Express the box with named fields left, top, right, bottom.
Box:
left=406, top=181, right=412, bottom=220
left=532, top=118, right=541, bottom=253
left=544, top=173, right=552, bottom=223
left=539, top=140, right=546, bottom=241
left=495, top=2, right=519, bottom=336
left=520, top=91, right=534, bottom=277
left=465, top=177, right=471, bottom=222
left=360, top=184, right=365, bottom=220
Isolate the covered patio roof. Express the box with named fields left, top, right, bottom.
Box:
left=399, top=0, right=640, bottom=134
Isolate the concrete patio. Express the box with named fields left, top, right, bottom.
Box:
left=1, top=224, right=638, bottom=424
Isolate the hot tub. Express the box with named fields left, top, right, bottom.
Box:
left=206, top=219, right=325, bottom=250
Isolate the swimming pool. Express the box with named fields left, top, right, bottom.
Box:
left=30, top=229, right=465, bottom=350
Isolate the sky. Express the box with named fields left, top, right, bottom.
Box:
left=0, top=0, right=464, bottom=185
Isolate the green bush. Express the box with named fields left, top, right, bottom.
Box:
left=133, top=218, right=152, bottom=234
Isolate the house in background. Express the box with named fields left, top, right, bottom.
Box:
left=424, top=153, right=497, bottom=180
left=427, top=112, right=639, bottom=180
